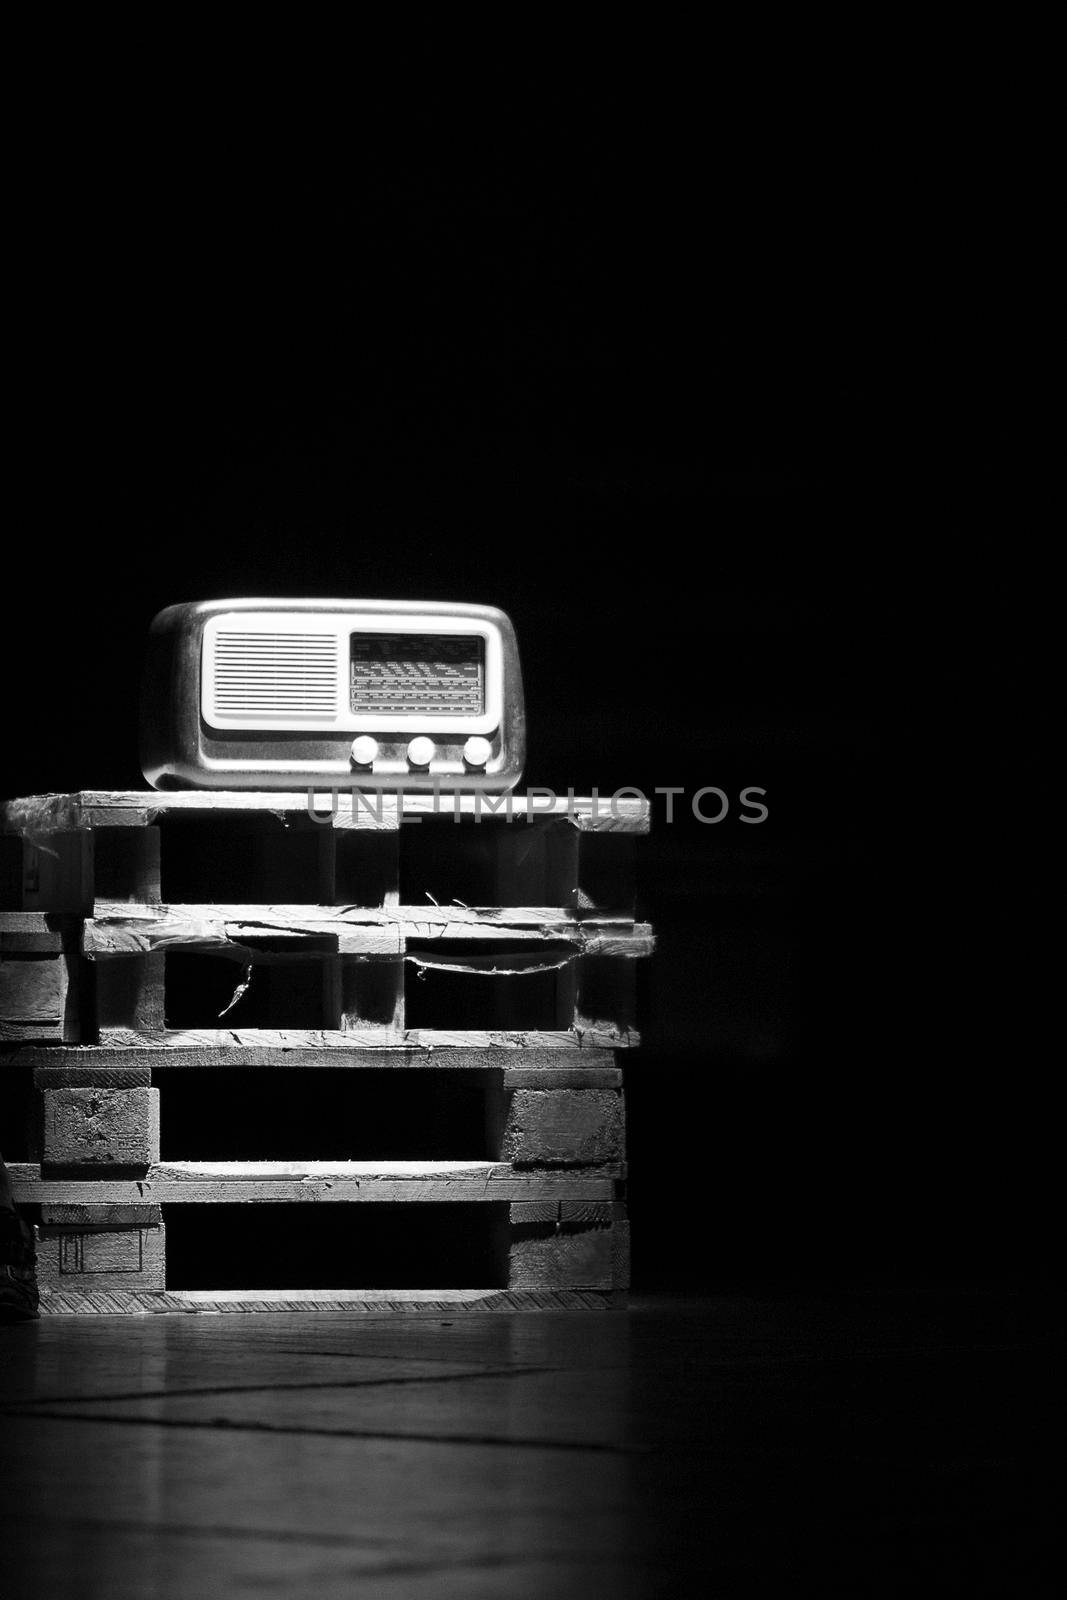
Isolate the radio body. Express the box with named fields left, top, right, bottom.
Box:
left=140, top=599, right=526, bottom=791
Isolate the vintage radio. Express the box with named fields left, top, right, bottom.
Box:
left=140, top=599, right=526, bottom=791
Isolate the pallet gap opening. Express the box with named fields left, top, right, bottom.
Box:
left=157, top=814, right=392, bottom=907
left=399, top=816, right=579, bottom=909
left=162, top=1201, right=509, bottom=1290
left=404, top=940, right=574, bottom=1031
left=165, top=943, right=342, bottom=1030
left=156, top=1068, right=498, bottom=1161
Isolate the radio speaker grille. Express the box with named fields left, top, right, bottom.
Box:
left=211, top=632, right=338, bottom=719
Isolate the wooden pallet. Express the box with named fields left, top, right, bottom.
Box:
left=0, top=909, right=649, bottom=1048
left=1, top=790, right=651, bottom=1048
left=5, top=1047, right=630, bottom=1307
left=0, top=789, right=647, bottom=915
left=0, top=791, right=647, bottom=1308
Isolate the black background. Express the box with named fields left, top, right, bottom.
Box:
left=3, top=105, right=1047, bottom=1291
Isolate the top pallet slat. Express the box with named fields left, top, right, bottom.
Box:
left=2, top=791, right=650, bottom=834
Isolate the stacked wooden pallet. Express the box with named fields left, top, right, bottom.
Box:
left=0, top=791, right=652, bottom=1313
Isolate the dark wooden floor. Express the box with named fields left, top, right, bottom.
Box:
left=0, top=1291, right=1059, bottom=1596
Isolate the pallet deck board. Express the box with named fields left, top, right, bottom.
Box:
left=81, top=902, right=653, bottom=956
left=3, top=1043, right=621, bottom=1072
left=2, top=791, right=650, bottom=834
left=10, top=1160, right=620, bottom=1201
left=32, top=1286, right=618, bottom=1314
left=5, top=1046, right=624, bottom=1087
left=92, top=1026, right=639, bottom=1049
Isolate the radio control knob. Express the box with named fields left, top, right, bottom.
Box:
left=463, top=736, right=493, bottom=768
left=407, top=736, right=435, bottom=768
left=350, top=736, right=379, bottom=766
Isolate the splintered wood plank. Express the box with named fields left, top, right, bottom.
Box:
left=1, top=795, right=130, bottom=833
left=395, top=906, right=633, bottom=929
left=41, top=1087, right=160, bottom=1167
left=35, top=1222, right=165, bottom=1292
left=83, top=903, right=648, bottom=954
left=499, top=1089, right=625, bottom=1166
left=93, top=1026, right=639, bottom=1048
left=435, top=923, right=645, bottom=949
left=85, top=907, right=404, bottom=956
left=8, top=1161, right=619, bottom=1202
left=399, top=918, right=647, bottom=947
left=2, top=792, right=401, bottom=825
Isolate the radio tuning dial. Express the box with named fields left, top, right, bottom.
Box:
left=406, top=736, right=436, bottom=768
left=463, top=736, right=493, bottom=768
left=350, top=736, right=379, bottom=767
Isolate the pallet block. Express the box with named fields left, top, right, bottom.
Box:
left=36, top=1207, right=165, bottom=1294
left=14, top=831, right=94, bottom=915
left=40, top=1087, right=160, bottom=1168
left=0, top=950, right=80, bottom=1043
left=493, top=1086, right=625, bottom=1166
left=506, top=1199, right=628, bottom=1290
